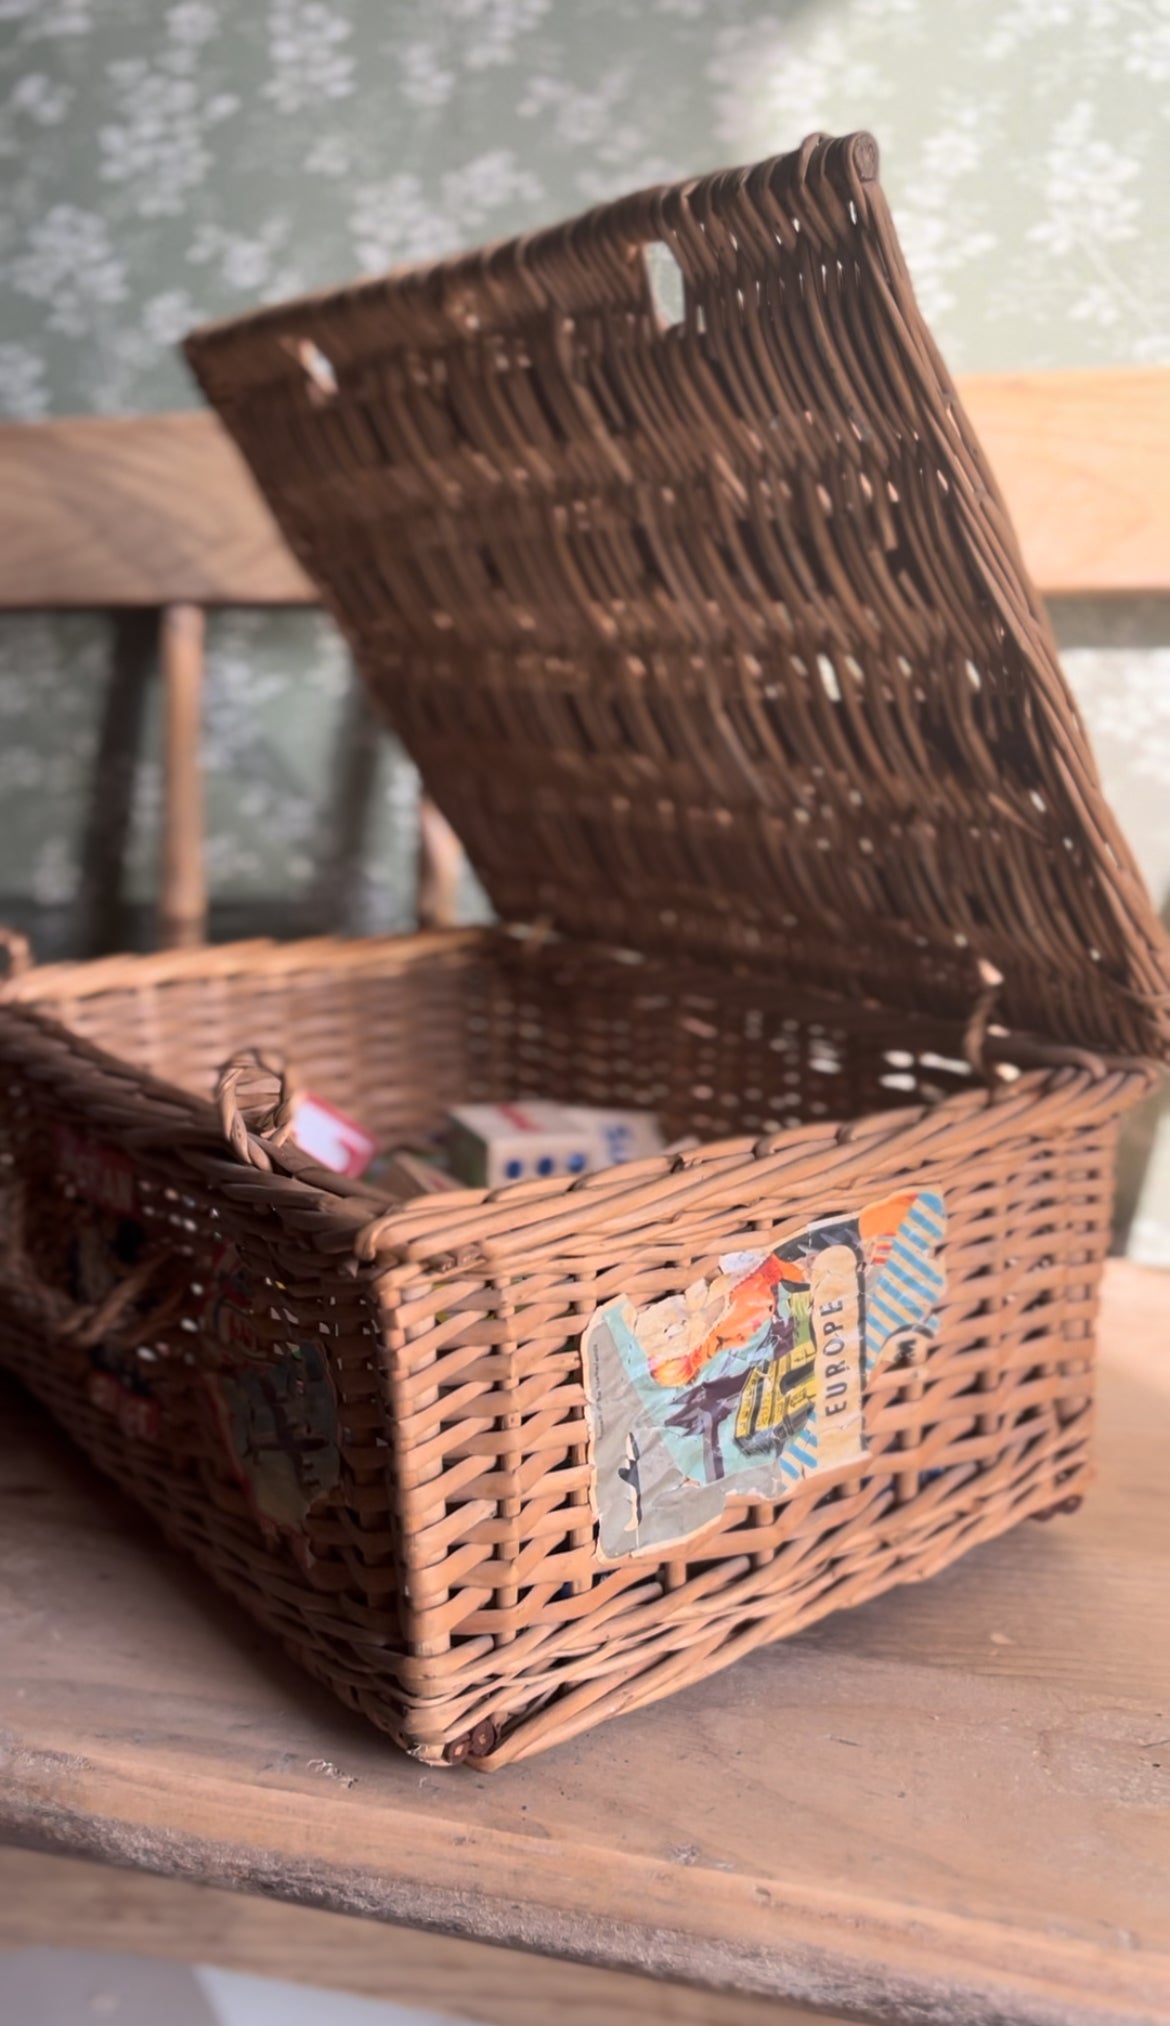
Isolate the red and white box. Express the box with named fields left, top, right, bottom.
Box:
left=292, top=1093, right=378, bottom=1178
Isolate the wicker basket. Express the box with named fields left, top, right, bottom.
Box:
left=2, top=132, right=1167, bottom=1768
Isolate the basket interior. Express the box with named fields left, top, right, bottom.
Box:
left=20, top=931, right=978, bottom=1166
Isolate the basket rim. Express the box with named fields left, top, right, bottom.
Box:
left=0, top=923, right=487, bottom=1006
left=0, top=924, right=1153, bottom=1277
left=359, top=1054, right=1148, bottom=1273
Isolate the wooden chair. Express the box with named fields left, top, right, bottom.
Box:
left=0, top=410, right=463, bottom=954
left=0, top=369, right=1167, bottom=957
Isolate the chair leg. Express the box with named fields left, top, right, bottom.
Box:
left=417, top=795, right=463, bottom=930
left=72, top=609, right=158, bottom=958
left=158, top=602, right=207, bottom=950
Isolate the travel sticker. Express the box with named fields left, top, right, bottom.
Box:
left=54, top=1124, right=138, bottom=1217
left=583, top=1188, right=946, bottom=1560
left=204, top=1342, right=340, bottom=1538
left=66, top=1196, right=163, bottom=1444
left=87, top=1351, right=160, bottom=1444
left=200, top=1239, right=266, bottom=1359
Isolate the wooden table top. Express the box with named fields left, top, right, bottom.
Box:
left=2, top=1259, right=1168, bottom=2026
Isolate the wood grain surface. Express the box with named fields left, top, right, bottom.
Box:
left=0, top=410, right=314, bottom=608
left=0, top=1849, right=845, bottom=2026
left=959, top=368, right=1170, bottom=595
left=0, top=1259, right=1167, bottom=2025
left=0, top=371, right=1166, bottom=608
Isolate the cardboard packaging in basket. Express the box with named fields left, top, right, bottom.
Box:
left=2, top=132, right=1168, bottom=1768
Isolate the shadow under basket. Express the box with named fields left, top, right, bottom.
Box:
left=3, top=130, right=1169, bottom=1765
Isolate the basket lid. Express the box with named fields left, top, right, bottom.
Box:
left=186, top=133, right=1170, bottom=1061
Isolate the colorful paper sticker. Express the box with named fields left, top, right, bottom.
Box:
left=204, top=1343, right=340, bottom=1537
left=583, top=1188, right=946, bottom=1560
left=87, top=1358, right=160, bottom=1443
left=54, top=1124, right=138, bottom=1217
left=201, top=1240, right=266, bottom=1359
left=198, top=1244, right=340, bottom=1541
left=60, top=1190, right=163, bottom=1444
left=66, top=1204, right=147, bottom=1309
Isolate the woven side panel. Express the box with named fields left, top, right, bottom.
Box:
left=187, top=134, right=1170, bottom=1061
left=0, top=942, right=483, bottom=1752
left=0, top=936, right=1140, bottom=1764
left=373, top=1063, right=1126, bottom=1763
left=6, top=934, right=484, bottom=1143
left=0, top=1045, right=408, bottom=1731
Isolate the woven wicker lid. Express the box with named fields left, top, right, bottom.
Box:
left=186, top=132, right=1170, bottom=1061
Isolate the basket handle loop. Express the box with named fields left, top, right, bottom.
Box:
left=962, top=958, right=1005, bottom=1082
left=0, top=1176, right=187, bottom=1351
left=216, top=1049, right=299, bottom=1172
left=0, top=925, right=32, bottom=984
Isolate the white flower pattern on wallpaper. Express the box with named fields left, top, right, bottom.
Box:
left=983, top=0, right=1080, bottom=60
left=0, top=0, right=1165, bottom=409
left=3, top=0, right=95, bottom=38
left=348, top=175, right=452, bottom=272
left=100, top=56, right=240, bottom=217
left=139, top=288, right=202, bottom=347
left=709, top=17, right=892, bottom=157
left=448, top=0, right=550, bottom=70
left=188, top=217, right=299, bottom=297
left=0, top=70, right=73, bottom=154
left=9, top=204, right=126, bottom=337
left=167, top=3, right=223, bottom=49
left=264, top=0, right=355, bottom=112
left=0, top=0, right=1168, bottom=1245
left=876, top=107, right=997, bottom=327
left=1063, top=646, right=1170, bottom=801
left=1125, top=8, right=1170, bottom=81
left=397, top=40, right=456, bottom=110
left=0, top=341, right=48, bottom=418
left=519, top=68, right=632, bottom=150
left=350, top=151, right=543, bottom=272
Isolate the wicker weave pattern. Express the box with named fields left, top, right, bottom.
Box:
left=187, top=133, right=1170, bottom=1060
left=0, top=930, right=1145, bottom=1762
left=1, top=134, right=1166, bottom=1765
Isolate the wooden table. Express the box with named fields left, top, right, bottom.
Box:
left=2, top=1260, right=1167, bottom=2026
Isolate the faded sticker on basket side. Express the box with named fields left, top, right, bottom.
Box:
left=61, top=1174, right=163, bottom=1443
left=204, top=1342, right=340, bottom=1538
left=54, top=1123, right=139, bottom=1216
left=87, top=1354, right=161, bottom=1443
left=200, top=1240, right=266, bottom=1359
left=583, top=1188, right=946, bottom=1561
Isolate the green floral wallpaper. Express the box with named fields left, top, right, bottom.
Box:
left=2, top=0, right=1169, bottom=1245
left=4, top=0, right=1168, bottom=418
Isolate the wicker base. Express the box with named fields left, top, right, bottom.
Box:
left=0, top=929, right=1136, bottom=1765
